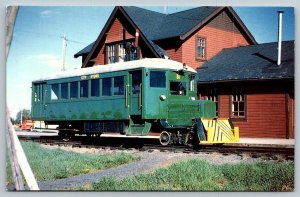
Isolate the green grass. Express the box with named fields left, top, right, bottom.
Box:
left=7, top=141, right=139, bottom=182
left=89, top=159, right=294, bottom=191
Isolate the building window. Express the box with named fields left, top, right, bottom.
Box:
left=118, top=44, right=126, bottom=62
left=124, top=42, right=138, bottom=61
left=196, top=37, right=206, bottom=60
left=205, top=88, right=219, bottom=117
left=106, top=41, right=139, bottom=64
left=107, top=45, right=116, bottom=64
left=231, top=87, right=246, bottom=118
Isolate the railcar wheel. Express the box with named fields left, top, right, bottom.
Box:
left=159, top=131, right=171, bottom=146
left=59, top=131, right=73, bottom=142
left=185, top=132, right=194, bottom=148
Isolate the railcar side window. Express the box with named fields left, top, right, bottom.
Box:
left=61, top=83, right=68, bottom=100
left=70, top=81, right=78, bottom=99
left=91, top=79, right=100, bottom=97
left=51, top=84, right=59, bottom=100
left=80, top=80, right=88, bottom=98
left=114, top=76, right=124, bottom=95
left=170, top=82, right=186, bottom=95
left=39, top=84, right=44, bottom=101
left=102, top=78, right=112, bottom=96
left=150, top=71, right=166, bottom=88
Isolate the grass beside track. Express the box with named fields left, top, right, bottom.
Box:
left=7, top=141, right=139, bottom=183
left=88, top=159, right=294, bottom=191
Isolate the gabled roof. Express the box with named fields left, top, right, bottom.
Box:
left=197, top=41, right=294, bottom=83
left=122, top=6, right=223, bottom=41
left=76, top=6, right=257, bottom=67
left=74, top=41, right=95, bottom=58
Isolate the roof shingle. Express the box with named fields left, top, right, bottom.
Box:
left=74, top=6, right=231, bottom=58
left=123, top=6, right=219, bottom=41
left=197, top=41, right=294, bottom=83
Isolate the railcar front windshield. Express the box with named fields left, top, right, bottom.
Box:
left=170, top=81, right=187, bottom=95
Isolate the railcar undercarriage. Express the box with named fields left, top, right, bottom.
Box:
left=54, top=118, right=239, bottom=147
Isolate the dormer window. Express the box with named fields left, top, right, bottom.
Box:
left=105, top=41, right=139, bottom=64
left=196, top=37, right=206, bottom=60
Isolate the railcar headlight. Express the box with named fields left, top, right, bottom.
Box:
left=160, top=94, right=167, bottom=101
left=191, top=97, right=196, bottom=100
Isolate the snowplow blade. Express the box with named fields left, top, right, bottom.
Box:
left=199, top=118, right=239, bottom=144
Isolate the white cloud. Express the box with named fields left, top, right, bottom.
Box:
left=40, top=9, right=60, bottom=17
left=32, top=54, right=62, bottom=68
left=40, top=10, right=52, bottom=17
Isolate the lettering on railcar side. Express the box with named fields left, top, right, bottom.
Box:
left=90, top=74, right=100, bottom=79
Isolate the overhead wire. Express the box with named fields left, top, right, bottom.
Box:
left=14, top=29, right=89, bottom=45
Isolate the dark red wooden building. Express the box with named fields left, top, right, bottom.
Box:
left=74, top=6, right=294, bottom=139
left=197, top=41, right=294, bottom=139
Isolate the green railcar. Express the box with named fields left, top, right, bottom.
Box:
left=32, top=58, right=238, bottom=146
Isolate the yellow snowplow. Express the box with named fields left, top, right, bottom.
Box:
left=199, top=118, right=239, bottom=144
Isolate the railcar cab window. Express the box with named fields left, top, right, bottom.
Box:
left=34, top=84, right=44, bottom=102
left=91, top=79, right=100, bottom=97
left=189, top=75, right=195, bottom=92
left=150, top=71, right=166, bottom=88
left=33, top=85, right=39, bottom=102
left=70, top=81, right=78, bottom=99
left=113, top=76, right=124, bottom=95
left=80, top=80, right=88, bottom=98
left=61, top=83, right=68, bottom=100
left=102, top=78, right=112, bottom=96
left=51, top=84, right=59, bottom=100
left=170, top=82, right=186, bottom=95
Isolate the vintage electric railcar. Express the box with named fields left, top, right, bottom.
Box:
left=31, top=58, right=239, bottom=146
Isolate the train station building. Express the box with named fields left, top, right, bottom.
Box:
left=74, top=6, right=294, bottom=139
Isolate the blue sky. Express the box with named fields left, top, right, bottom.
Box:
left=6, top=6, right=294, bottom=118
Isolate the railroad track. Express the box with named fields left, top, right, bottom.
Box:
left=18, top=135, right=294, bottom=161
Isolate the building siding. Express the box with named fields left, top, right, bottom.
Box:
left=181, top=10, right=250, bottom=69
left=199, top=81, right=294, bottom=139
left=80, top=7, right=294, bottom=139
left=235, top=94, right=287, bottom=138
left=94, top=18, right=135, bottom=65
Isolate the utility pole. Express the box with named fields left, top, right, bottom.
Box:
left=61, top=34, right=67, bottom=71
left=20, top=109, right=22, bottom=124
